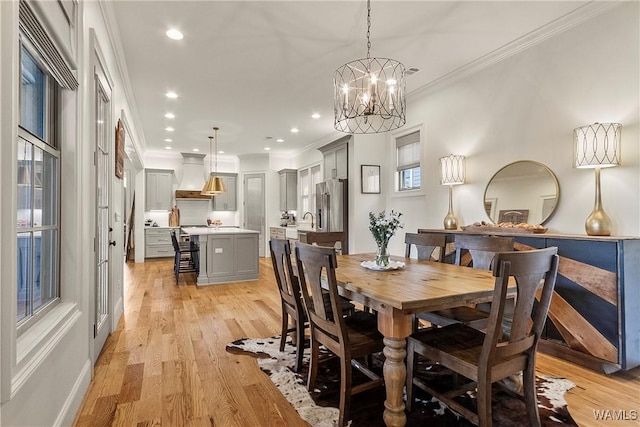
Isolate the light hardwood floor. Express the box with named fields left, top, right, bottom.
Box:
left=73, top=258, right=640, bottom=427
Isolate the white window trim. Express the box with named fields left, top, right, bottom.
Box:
left=389, top=123, right=427, bottom=199
left=1, top=0, right=81, bottom=403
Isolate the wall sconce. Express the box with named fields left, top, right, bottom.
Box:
left=440, top=154, right=465, bottom=230
left=573, top=122, right=621, bottom=236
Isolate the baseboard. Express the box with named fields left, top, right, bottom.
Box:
left=53, top=359, right=92, bottom=427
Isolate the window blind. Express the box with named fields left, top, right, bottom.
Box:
left=396, top=131, right=420, bottom=171
left=19, top=1, right=78, bottom=90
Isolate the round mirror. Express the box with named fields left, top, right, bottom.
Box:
left=483, top=161, right=559, bottom=225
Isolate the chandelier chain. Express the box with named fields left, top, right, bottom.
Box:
left=366, top=0, right=371, bottom=59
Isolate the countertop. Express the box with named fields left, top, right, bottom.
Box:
left=181, top=227, right=259, bottom=235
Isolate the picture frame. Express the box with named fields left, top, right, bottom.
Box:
left=361, top=164, right=380, bottom=194
left=115, top=119, right=125, bottom=179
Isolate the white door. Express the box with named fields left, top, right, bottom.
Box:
left=243, top=173, right=265, bottom=257
left=92, top=55, right=113, bottom=363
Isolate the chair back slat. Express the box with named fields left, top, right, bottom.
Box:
left=454, top=234, right=514, bottom=269
left=404, top=233, right=446, bottom=261
left=295, top=242, right=346, bottom=346
left=480, top=247, right=559, bottom=365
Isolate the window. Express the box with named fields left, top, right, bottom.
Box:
left=299, top=164, right=322, bottom=218
left=396, top=130, right=421, bottom=191
left=17, top=42, right=61, bottom=329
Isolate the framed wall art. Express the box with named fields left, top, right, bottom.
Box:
left=361, top=164, right=380, bottom=194
left=115, top=118, right=125, bottom=179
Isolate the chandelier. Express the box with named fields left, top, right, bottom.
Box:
left=333, top=0, right=406, bottom=134
left=201, top=127, right=225, bottom=195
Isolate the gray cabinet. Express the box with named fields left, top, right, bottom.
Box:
left=278, top=169, right=297, bottom=210
left=146, top=169, right=173, bottom=211
left=145, top=227, right=175, bottom=258
left=199, top=232, right=259, bottom=284
left=319, top=136, right=350, bottom=180
left=212, top=173, right=237, bottom=211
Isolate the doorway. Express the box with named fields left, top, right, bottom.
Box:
left=91, top=35, right=113, bottom=365
left=243, top=173, right=265, bottom=257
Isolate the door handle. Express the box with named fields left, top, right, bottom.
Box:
left=109, top=241, right=116, bottom=246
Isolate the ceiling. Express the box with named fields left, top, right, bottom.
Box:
left=111, top=1, right=590, bottom=159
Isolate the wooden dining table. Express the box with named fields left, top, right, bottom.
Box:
left=333, top=253, right=508, bottom=427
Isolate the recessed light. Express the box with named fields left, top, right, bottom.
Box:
left=192, top=148, right=199, bottom=152
left=290, top=128, right=299, bottom=133
left=311, top=113, right=320, bottom=119
left=276, top=138, right=284, bottom=143
left=164, top=112, right=175, bottom=119
left=218, top=150, right=224, bottom=154
left=165, top=91, right=178, bottom=99
left=164, top=138, right=172, bottom=142
left=165, top=146, right=172, bottom=150
left=264, top=147, right=271, bottom=151
left=166, top=29, right=183, bottom=40
left=165, top=127, right=174, bottom=132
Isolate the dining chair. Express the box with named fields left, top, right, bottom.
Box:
left=404, top=232, right=446, bottom=262
left=406, top=247, right=559, bottom=427
left=294, top=242, right=384, bottom=427
left=418, top=234, right=514, bottom=329
left=269, top=238, right=307, bottom=372
left=269, top=238, right=355, bottom=373
left=170, top=230, right=199, bottom=283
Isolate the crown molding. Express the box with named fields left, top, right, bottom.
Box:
left=408, top=0, right=624, bottom=100
left=98, top=0, right=147, bottom=158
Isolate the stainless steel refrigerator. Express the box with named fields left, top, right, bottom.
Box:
left=316, top=178, right=348, bottom=253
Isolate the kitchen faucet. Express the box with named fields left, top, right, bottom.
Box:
left=302, top=211, right=314, bottom=228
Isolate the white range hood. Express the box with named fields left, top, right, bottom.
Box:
left=178, top=152, right=207, bottom=190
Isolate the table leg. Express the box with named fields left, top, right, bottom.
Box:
left=382, top=337, right=407, bottom=427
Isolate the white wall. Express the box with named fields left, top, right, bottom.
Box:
left=0, top=0, right=150, bottom=425
left=380, top=2, right=639, bottom=256
left=286, top=2, right=639, bottom=260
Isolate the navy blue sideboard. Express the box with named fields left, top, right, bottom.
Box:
left=418, top=229, right=640, bottom=373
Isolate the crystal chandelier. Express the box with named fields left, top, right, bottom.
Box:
left=333, top=0, right=406, bottom=134
left=201, top=127, right=225, bottom=195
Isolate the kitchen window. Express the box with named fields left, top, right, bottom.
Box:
left=17, top=41, right=61, bottom=331
left=299, top=164, right=322, bottom=219
left=396, top=130, right=421, bottom=191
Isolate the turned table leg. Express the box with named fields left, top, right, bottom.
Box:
left=382, top=337, right=407, bottom=427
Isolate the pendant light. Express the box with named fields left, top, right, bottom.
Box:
left=333, top=0, right=406, bottom=134
left=201, top=126, right=225, bottom=195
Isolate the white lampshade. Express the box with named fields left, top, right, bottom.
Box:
left=440, top=154, right=465, bottom=185
left=574, top=123, right=621, bottom=169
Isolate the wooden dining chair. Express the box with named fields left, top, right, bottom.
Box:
left=269, top=238, right=355, bottom=372
left=406, top=247, right=559, bottom=427
left=294, top=242, right=384, bottom=427
left=269, top=238, right=307, bottom=372
left=418, top=234, right=514, bottom=329
left=404, top=232, right=446, bottom=262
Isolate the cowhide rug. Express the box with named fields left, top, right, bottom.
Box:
left=226, top=336, right=577, bottom=427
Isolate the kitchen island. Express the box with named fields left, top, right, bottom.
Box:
left=181, top=227, right=260, bottom=285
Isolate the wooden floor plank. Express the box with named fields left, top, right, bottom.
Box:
left=72, top=258, right=640, bottom=427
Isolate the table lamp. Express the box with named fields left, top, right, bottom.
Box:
left=440, top=154, right=465, bottom=230
left=573, top=122, right=621, bottom=236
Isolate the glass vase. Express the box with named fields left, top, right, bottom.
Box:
left=375, top=244, right=390, bottom=267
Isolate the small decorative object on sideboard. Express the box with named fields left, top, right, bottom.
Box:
left=368, top=210, right=403, bottom=267
left=461, top=221, right=547, bottom=234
